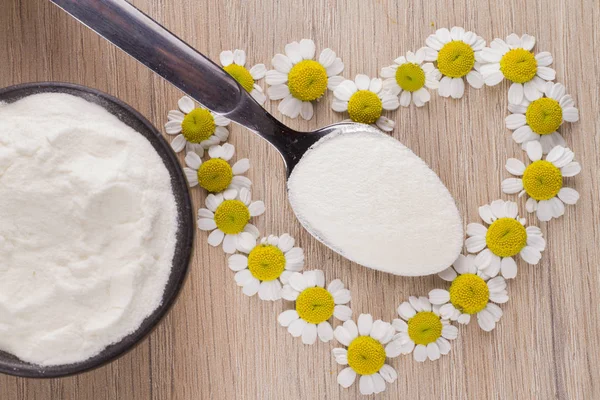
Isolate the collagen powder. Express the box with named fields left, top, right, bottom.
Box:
left=288, top=126, right=463, bottom=276
left=0, top=93, right=178, bottom=366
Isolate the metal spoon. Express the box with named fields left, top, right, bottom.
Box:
left=49, top=0, right=464, bottom=276
left=49, top=0, right=351, bottom=176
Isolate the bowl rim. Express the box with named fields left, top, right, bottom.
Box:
left=0, top=81, right=194, bottom=378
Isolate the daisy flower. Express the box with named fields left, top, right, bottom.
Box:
left=465, top=199, right=546, bottom=279
left=478, top=33, right=555, bottom=104
left=183, top=144, right=251, bottom=193
left=266, top=39, right=344, bottom=120
left=331, top=74, right=399, bottom=132
left=380, top=48, right=440, bottom=107
left=228, top=234, right=304, bottom=301
left=197, top=187, right=265, bottom=254
left=279, top=270, right=352, bottom=344
left=424, top=27, right=486, bottom=99
left=219, top=49, right=267, bottom=105
left=332, top=314, right=398, bottom=395
left=164, top=96, right=230, bottom=155
left=502, top=141, right=581, bottom=222
left=429, top=254, right=509, bottom=331
left=505, top=82, right=579, bottom=153
left=386, top=296, right=458, bottom=362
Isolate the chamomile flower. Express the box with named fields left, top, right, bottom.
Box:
left=279, top=271, right=352, bottom=344
left=219, top=49, right=267, bottom=105
left=183, top=144, right=251, bottom=193
left=332, top=74, right=399, bottom=131
left=505, top=82, right=579, bottom=153
left=429, top=254, right=508, bottom=332
left=465, top=199, right=546, bottom=279
left=380, top=48, right=440, bottom=107
left=164, top=96, right=230, bottom=155
left=197, top=188, right=265, bottom=254
left=386, top=296, right=458, bottom=362
left=424, top=27, right=486, bottom=98
left=266, top=39, right=344, bottom=120
left=229, top=234, right=304, bottom=301
left=502, top=142, right=581, bottom=222
left=478, top=33, right=555, bottom=104
left=333, top=314, right=398, bottom=395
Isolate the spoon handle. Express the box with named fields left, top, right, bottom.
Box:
left=49, top=0, right=289, bottom=135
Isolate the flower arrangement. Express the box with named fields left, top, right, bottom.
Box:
left=166, top=30, right=581, bottom=395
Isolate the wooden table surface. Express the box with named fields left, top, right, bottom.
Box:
left=1, top=0, right=599, bottom=398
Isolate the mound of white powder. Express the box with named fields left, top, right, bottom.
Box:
left=0, top=93, right=178, bottom=366
left=288, top=126, right=463, bottom=276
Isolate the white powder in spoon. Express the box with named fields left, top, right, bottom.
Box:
left=0, top=93, right=178, bottom=366
left=288, top=126, right=463, bottom=276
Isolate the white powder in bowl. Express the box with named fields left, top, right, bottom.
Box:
left=288, top=126, right=463, bottom=276
left=0, top=93, right=178, bottom=366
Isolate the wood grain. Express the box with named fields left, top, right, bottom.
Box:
left=1, top=0, right=599, bottom=398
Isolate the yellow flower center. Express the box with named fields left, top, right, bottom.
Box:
left=395, top=62, right=425, bottom=92
left=295, top=287, right=334, bottom=324
left=347, top=336, right=386, bottom=376
left=437, top=40, right=475, bottom=78
left=525, top=98, right=563, bottom=135
left=485, top=218, right=527, bottom=257
left=197, top=158, right=233, bottom=193
left=522, top=160, right=563, bottom=201
left=449, top=273, right=490, bottom=314
left=499, top=48, right=538, bottom=84
left=181, top=108, right=216, bottom=143
left=213, top=199, right=250, bottom=235
left=347, top=90, right=382, bottom=124
left=223, top=64, right=255, bottom=93
left=247, top=244, right=286, bottom=281
left=407, top=311, right=443, bottom=345
left=287, top=60, right=328, bottom=101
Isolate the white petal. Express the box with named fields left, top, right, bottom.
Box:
left=327, top=75, right=345, bottom=91
left=242, top=276, right=260, bottom=296
left=249, top=201, right=265, bottom=217
left=512, top=125, right=537, bottom=144
left=164, top=120, right=183, bottom=134
left=272, top=53, right=293, bottom=74
left=429, top=289, right=450, bottom=305
left=288, top=318, right=307, bottom=337
left=502, top=178, right=524, bottom=194
left=521, top=34, right=536, bottom=50
left=369, top=77, right=383, bottom=93
left=437, top=337, right=451, bottom=355
left=524, top=80, right=543, bottom=102
left=397, top=302, right=416, bottom=320
left=561, top=162, right=581, bottom=177
left=333, top=326, right=352, bottom=346
left=505, top=113, right=527, bottom=130
left=527, top=234, right=547, bottom=252
left=438, top=267, right=457, bottom=282
left=359, top=375, right=375, bottom=396
left=266, top=71, right=289, bottom=86
left=301, top=323, right=318, bottom=345
left=326, top=58, right=344, bottom=77
left=298, top=39, right=316, bottom=60
left=413, top=344, right=428, bottom=362
left=318, top=48, right=336, bottom=68
left=466, top=70, right=484, bottom=88
left=371, top=373, right=386, bottom=394
left=375, top=116, right=395, bottom=132
left=249, top=63, right=266, bottom=80
left=332, top=347, right=348, bottom=365
left=478, top=204, right=495, bottom=224
left=465, top=235, right=486, bottom=253
left=278, top=310, right=299, bottom=327
left=427, top=343, right=441, bottom=361
left=563, top=107, right=579, bottom=122
left=333, top=305, right=352, bottom=321
left=526, top=140, right=544, bottom=162
left=337, top=367, right=356, bottom=388
left=178, top=96, right=195, bottom=114
left=278, top=94, right=302, bottom=118
left=280, top=284, right=299, bottom=301
left=207, top=229, right=225, bottom=247
left=170, top=134, right=186, bottom=152
left=558, top=188, right=579, bottom=205
left=520, top=246, right=542, bottom=264
left=234, top=269, right=253, bottom=286
left=354, top=74, right=370, bottom=91
left=232, top=49, right=246, bottom=66
left=508, top=83, right=524, bottom=105
left=333, top=289, right=351, bottom=305
left=505, top=158, right=526, bottom=175
left=334, top=80, right=358, bottom=101
left=484, top=70, right=504, bottom=86
left=317, top=321, right=334, bottom=342
left=300, top=101, right=314, bottom=120
left=289, top=272, right=308, bottom=292
left=379, top=364, right=397, bottom=383
left=357, top=314, right=373, bottom=336
left=392, top=318, right=408, bottom=332
left=537, top=66, right=556, bottom=81
left=327, top=279, right=344, bottom=294
left=219, top=50, right=234, bottom=66
left=399, top=90, right=412, bottom=107
left=477, top=309, right=496, bottom=331
left=228, top=254, right=248, bottom=271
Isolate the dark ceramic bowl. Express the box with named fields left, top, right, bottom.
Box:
left=0, top=82, right=194, bottom=378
